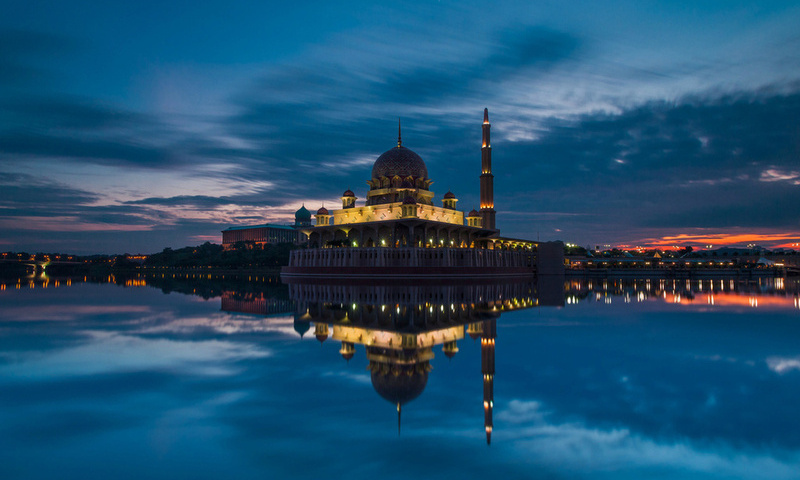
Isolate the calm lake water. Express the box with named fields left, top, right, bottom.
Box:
left=1, top=274, right=799, bottom=480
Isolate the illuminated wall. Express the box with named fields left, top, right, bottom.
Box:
left=330, top=202, right=464, bottom=226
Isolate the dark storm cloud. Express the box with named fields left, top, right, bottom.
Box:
left=225, top=26, right=579, bottom=173
left=0, top=172, right=98, bottom=207
left=0, top=173, right=151, bottom=223
left=0, top=131, right=176, bottom=167
left=125, top=195, right=236, bottom=208
left=2, top=96, right=150, bottom=130
left=0, top=94, right=204, bottom=169
left=493, top=90, right=800, bottom=240
left=124, top=193, right=290, bottom=209
left=0, top=94, right=253, bottom=170
left=389, top=27, right=578, bottom=101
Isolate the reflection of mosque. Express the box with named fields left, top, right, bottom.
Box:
left=289, top=281, right=542, bottom=444
left=216, top=278, right=565, bottom=443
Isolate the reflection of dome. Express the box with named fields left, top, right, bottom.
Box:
left=314, top=323, right=328, bottom=343
left=371, top=146, right=428, bottom=180
left=293, top=318, right=310, bottom=338
left=371, top=364, right=429, bottom=406
left=340, top=341, right=355, bottom=361
left=443, top=341, right=459, bottom=359
left=317, top=206, right=329, bottom=215
left=295, top=205, right=311, bottom=221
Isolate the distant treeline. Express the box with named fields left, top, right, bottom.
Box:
left=141, top=241, right=300, bottom=269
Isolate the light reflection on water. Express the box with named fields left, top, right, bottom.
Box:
left=1, top=274, right=799, bottom=480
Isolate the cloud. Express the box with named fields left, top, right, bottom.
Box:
left=766, top=356, right=800, bottom=375
left=760, top=168, right=800, bottom=184
left=0, top=331, right=270, bottom=379
left=0, top=172, right=99, bottom=208
left=499, top=400, right=800, bottom=479
left=493, top=91, right=800, bottom=243
left=1, top=305, right=152, bottom=322
left=3, top=7, right=800, bottom=252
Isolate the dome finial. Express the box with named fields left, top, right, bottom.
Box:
left=397, top=118, right=402, bottom=147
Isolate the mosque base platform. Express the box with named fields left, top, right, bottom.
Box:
left=280, top=265, right=534, bottom=280
left=282, top=247, right=536, bottom=280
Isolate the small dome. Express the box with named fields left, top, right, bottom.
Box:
left=295, top=205, right=311, bottom=220
left=443, top=191, right=456, bottom=199
left=315, top=333, right=328, bottom=343
left=317, top=206, right=329, bottom=215
left=468, top=209, right=480, bottom=217
left=342, top=189, right=355, bottom=197
left=402, top=196, right=417, bottom=205
left=372, top=146, right=428, bottom=180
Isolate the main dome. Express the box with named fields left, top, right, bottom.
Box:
left=371, top=366, right=429, bottom=406
left=371, top=146, right=428, bottom=180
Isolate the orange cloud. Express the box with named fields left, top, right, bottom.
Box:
left=634, top=231, right=800, bottom=249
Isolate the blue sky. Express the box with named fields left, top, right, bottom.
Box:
left=1, top=1, right=800, bottom=253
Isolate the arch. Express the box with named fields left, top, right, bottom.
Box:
left=308, top=231, right=322, bottom=248
left=347, top=229, right=360, bottom=246
left=377, top=225, right=392, bottom=247
left=333, top=229, right=348, bottom=242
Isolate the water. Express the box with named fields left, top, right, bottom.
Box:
left=1, top=274, right=799, bottom=480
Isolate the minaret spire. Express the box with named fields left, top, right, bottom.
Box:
left=480, top=108, right=496, bottom=230
left=397, top=402, right=402, bottom=435
left=397, top=118, right=402, bottom=147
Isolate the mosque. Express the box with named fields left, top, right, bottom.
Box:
left=286, top=280, right=539, bottom=444
left=302, top=109, right=499, bottom=249
left=280, top=109, right=561, bottom=278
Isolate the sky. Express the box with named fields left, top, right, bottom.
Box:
left=1, top=0, right=800, bottom=254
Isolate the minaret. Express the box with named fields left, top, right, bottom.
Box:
left=480, top=108, right=496, bottom=230
left=481, top=317, right=496, bottom=445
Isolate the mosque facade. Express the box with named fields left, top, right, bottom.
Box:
left=280, top=109, right=551, bottom=278
left=300, top=109, right=506, bottom=249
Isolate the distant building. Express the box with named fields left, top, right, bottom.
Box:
left=221, top=204, right=312, bottom=249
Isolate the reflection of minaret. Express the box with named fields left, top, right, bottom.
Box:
left=481, top=317, right=496, bottom=445
left=480, top=108, right=496, bottom=230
